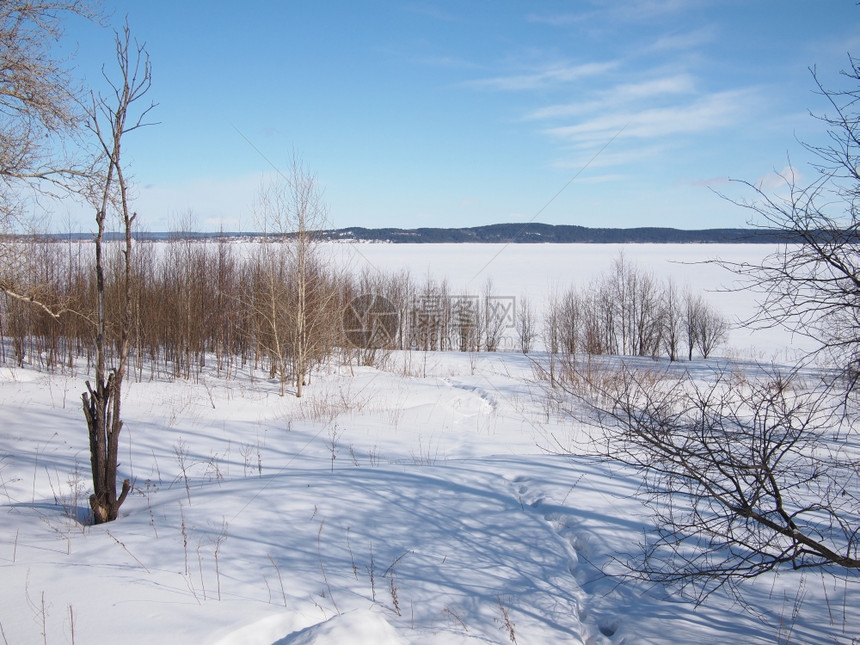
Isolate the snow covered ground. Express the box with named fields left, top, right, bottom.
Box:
left=0, top=244, right=855, bottom=644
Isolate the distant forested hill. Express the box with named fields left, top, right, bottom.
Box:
left=50, top=222, right=789, bottom=243
left=322, top=223, right=786, bottom=243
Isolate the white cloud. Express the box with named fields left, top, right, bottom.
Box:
left=464, top=61, right=617, bottom=91
left=525, top=12, right=589, bottom=27
left=566, top=172, right=630, bottom=185
left=687, top=175, right=730, bottom=188
left=612, top=74, right=697, bottom=100
left=526, top=74, right=696, bottom=121
left=756, top=166, right=803, bottom=192
left=529, top=0, right=705, bottom=27
left=551, top=144, right=671, bottom=171
left=402, top=3, right=459, bottom=22
left=417, top=55, right=481, bottom=70
left=649, top=27, right=718, bottom=52
left=601, top=0, right=707, bottom=22
left=544, top=88, right=759, bottom=145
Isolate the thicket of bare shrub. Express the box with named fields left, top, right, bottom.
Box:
left=0, top=240, right=729, bottom=388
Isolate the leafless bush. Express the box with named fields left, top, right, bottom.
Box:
left=556, top=360, right=860, bottom=602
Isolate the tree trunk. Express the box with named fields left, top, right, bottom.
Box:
left=82, top=373, right=130, bottom=523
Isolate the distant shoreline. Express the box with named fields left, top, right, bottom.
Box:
left=37, top=222, right=792, bottom=244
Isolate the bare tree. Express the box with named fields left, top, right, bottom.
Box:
left=0, top=1, right=95, bottom=204
left=481, top=279, right=508, bottom=352
left=411, top=276, right=449, bottom=352
left=559, top=362, right=859, bottom=603
left=696, top=303, right=728, bottom=359
left=633, top=270, right=663, bottom=357
left=606, top=253, right=631, bottom=354
left=542, top=289, right=562, bottom=386
left=581, top=284, right=611, bottom=356
left=661, top=278, right=683, bottom=361
left=683, top=289, right=702, bottom=361
left=557, top=288, right=581, bottom=357
left=250, top=189, right=293, bottom=394
left=515, top=295, right=537, bottom=354
left=452, top=293, right=479, bottom=353
left=252, top=157, right=335, bottom=398
left=0, top=1, right=97, bottom=311
left=81, top=25, right=155, bottom=524
left=717, top=55, right=860, bottom=386
left=589, top=253, right=665, bottom=357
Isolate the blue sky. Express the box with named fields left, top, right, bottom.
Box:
left=57, top=1, right=860, bottom=232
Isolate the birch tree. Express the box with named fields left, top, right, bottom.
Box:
left=253, top=157, right=334, bottom=398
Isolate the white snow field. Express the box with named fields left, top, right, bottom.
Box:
left=0, top=244, right=856, bottom=644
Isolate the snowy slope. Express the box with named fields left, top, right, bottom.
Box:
left=0, top=349, right=855, bottom=644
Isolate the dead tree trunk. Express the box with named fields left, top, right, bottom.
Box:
left=83, top=373, right=129, bottom=523
left=82, top=24, right=154, bottom=524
